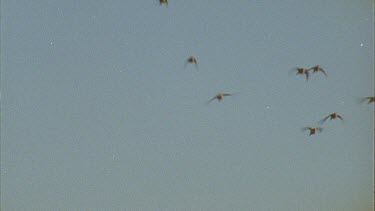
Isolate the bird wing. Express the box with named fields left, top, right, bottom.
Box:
left=302, top=127, right=312, bottom=131
left=305, top=71, right=309, bottom=81
left=337, top=115, right=343, bottom=120
left=307, top=66, right=314, bottom=71
left=289, top=68, right=300, bottom=76
left=319, top=68, right=327, bottom=76
left=319, top=115, right=330, bottom=124
left=365, top=97, right=375, bottom=103
left=207, top=96, right=217, bottom=104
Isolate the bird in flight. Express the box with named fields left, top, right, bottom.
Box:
left=302, top=127, right=323, bottom=136
left=207, top=93, right=233, bottom=104
left=185, top=56, right=198, bottom=70
left=159, top=0, right=168, bottom=6
left=291, top=67, right=310, bottom=81
left=319, top=113, right=343, bottom=124
left=362, top=96, right=375, bottom=104
left=308, top=65, right=327, bottom=77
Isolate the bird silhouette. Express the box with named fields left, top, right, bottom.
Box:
left=319, top=113, right=343, bottom=124
left=302, top=127, right=323, bottom=136
left=291, top=67, right=310, bottom=81
left=362, top=96, right=375, bottom=104
left=207, top=93, right=233, bottom=104
left=159, top=0, right=168, bottom=6
left=185, top=56, right=198, bottom=70
left=308, top=65, right=327, bottom=77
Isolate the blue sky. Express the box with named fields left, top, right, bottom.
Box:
left=1, top=0, right=374, bottom=210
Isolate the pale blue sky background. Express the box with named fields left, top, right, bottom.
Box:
left=1, top=0, right=374, bottom=210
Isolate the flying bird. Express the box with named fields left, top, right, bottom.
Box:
left=207, top=93, right=233, bottom=104
left=308, top=65, right=327, bottom=76
left=302, top=127, right=323, bottom=136
left=291, top=67, right=310, bottom=81
left=319, top=113, right=343, bottom=124
left=362, top=96, right=375, bottom=104
left=185, top=56, right=198, bottom=70
left=159, top=0, right=168, bottom=6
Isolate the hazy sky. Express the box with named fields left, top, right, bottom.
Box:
left=1, top=0, right=374, bottom=210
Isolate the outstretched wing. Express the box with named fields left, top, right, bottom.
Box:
left=305, top=71, right=309, bottom=81
left=319, top=115, right=330, bottom=124
left=337, top=115, right=343, bottom=121
left=207, top=96, right=217, bottom=104
left=302, top=127, right=312, bottom=132
left=359, top=97, right=375, bottom=104
left=289, top=67, right=299, bottom=76
left=307, top=66, right=315, bottom=71
left=318, top=68, right=327, bottom=76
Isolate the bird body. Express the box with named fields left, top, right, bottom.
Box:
left=185, top=56, right=198, bottom=70
left=308, top=65, right=327, bottom=76
left=187, top=56, right=197, bottom=64
left=208, top=93, right=233, bottom=104
left=320, top=113, right=343, bottom=124
left=293, top=67, right=310, bottom=81
left=302, top=127, right=323, bottom=136
left=159, top=0, right=168, bottom=6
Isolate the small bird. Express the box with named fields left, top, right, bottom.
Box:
left=159, top=0, right=168, bottom=6
left=319, top=113, right=343, bottom=124
left=302, top=127, right=323, bottom=136
left=291, top=67, right=310, bottom=81
left=308, top=65, right=327, bottom=77
left=207, top=93, right=233, bottom=104
left=185, top=56, right=198, bottom=70
left=362, top=96, right=375, bottom=104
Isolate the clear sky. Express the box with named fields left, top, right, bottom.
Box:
left=1, top=0, right=374, bottom=210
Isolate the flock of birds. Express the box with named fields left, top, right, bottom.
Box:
left=187, top=57, right=374, bottom=137
left=292, top=65, right=327, bottom=81
left=291, top=64, right=374, bottom=136
left=159, top=0, right=374, bottom=137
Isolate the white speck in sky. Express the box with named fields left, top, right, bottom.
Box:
left=112, top=153, right=118, bottom=159
left=360, top=43, right=364, bottom=47
left=265, top=105, right=271, bottom=109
